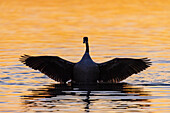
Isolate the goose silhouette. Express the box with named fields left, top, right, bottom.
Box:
left=20, top=37, right=151, bottom=84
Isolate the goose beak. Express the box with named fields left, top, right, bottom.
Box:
left=83, top=40, right=85, bottom=43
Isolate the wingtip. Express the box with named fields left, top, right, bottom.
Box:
left=141, top=57, right=152, bottom=67
left=19, top=54, right=30, bottom=63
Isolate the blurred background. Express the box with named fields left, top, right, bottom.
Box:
left=0, top=0, right=169, bottom=113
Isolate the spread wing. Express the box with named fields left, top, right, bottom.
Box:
left=19, top=54, right=75, bottom=82
left=98, top=58, right=151, bottom=83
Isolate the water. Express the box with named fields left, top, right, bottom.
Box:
left=0, top=0, right=170, bottom=112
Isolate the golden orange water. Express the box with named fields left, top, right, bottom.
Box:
left=0, top=0, right=169, bottom=113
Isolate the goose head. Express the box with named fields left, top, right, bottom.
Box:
left=83, top=37, right=88, bottom=44
left=83, top=37, right=89, bottom=53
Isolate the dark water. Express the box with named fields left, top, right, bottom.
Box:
left=21, top=83, right=170, bottom=113
left=0, top=0, right=170, bottom=113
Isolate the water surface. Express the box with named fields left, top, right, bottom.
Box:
left=0, top=0, right=169, bottom=113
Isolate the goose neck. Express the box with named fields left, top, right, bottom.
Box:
left=85, top=42, right=89, bottom=53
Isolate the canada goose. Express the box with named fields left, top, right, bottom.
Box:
left=20, top=37, right=151, bottom=84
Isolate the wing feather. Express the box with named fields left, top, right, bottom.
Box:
left=19, top=54, right=75, bottom=82
left=98, top=58, right=151, bottom=83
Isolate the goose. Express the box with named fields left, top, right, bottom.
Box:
left=20, top=37, right=151, bottom=84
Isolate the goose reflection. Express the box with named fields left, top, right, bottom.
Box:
left=21, top=83, right=151, bottom=112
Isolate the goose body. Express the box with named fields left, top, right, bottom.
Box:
left=73, top=53, right=99, bottom=83
left=20, top=37, right=151, bottom=84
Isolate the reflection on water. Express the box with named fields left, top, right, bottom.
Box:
left=22, top=83, right=151, bottom=112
